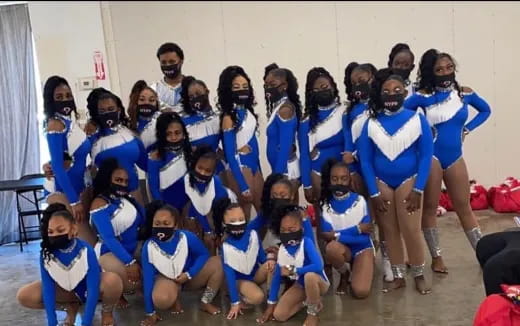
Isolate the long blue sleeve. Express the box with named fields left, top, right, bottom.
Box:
left=298, top=119, right=312, bottom=188
left=295, top=238, right=324, bottom=276
left=414, top=114, right=434, bottom=192
left=464, top=92, right=491, bottom=132
left=223, top=129, right=249, bottom=193
left=223, top=259, right=241, bottom=305
left=91, top=206, right=134, bottom=265
left=302, top=218, right=315, bottom=244
left=404, top=93, right=427, bottom=113
left=358, top=123, right=380, bottom=197
left=343, top=113, right=355, bottom=154
left=337, top=215, right=371, bottom=245
left=248, top=214, right=267, bottom=232
left=185, top=231, right=210, bottom=278
left=188, top=205, right=212, bottom=234
left=267, top=264, right=282, bottom=304
left=46, top=133, right=80, bottom=204
left=82, top=248, right=101, bottom=326
left=40, top=258, right=57, bottom=326
left=146, top=158, right=162, bottom=201
left=320, top=217, right=334, bottom=233
left=141, top=241, right=158, bottom=314
left=274, top=114, right=297, bottom=174
left=136, top=138, right=148, bottom=172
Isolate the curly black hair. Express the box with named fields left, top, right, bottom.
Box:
left=92, top=157, right=125, bottom=199
left=367, top=68, right=406, bottom=118
left=179, top=75, right=211, bottom=115
left=387, top=43, right=415, bottom=68
left=344, top=62, right=377, bottom=114
left=212, top=197, right=243, bottom=237
left=263, top=63, right=302, bottom=121
left=416, top=49, right=462, bottom=98
left=319, top=158, right=349, bottom=207
left=40, top=203, right=73, bottom=262
left=156, top=42, right=184, bottom=60
left=188, top=144, right=217, bottom=188
left=127, top=80, right=159, bottom=131
left=217, top=65, right=258, bottom=131
left=86, top=88, right=130, bottom=128
left=269, top=204, right=303, bottom=236
left=43, top=75, right=79, bottom=120
left=155, top=111, right=192, bottom=162
left=304, top=67, right=340, bottom=130
left=261, top=173, right=293, bottom=218
left=140, top=200, right=183, bottom=240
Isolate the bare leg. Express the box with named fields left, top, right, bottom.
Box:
left=421, top=159, right=447, bottom=273
left=99, top=253, right=137, bottom=296
left=444, top=158, right=482, bottom=249
left=100, top=272, right=123, bottom=325
left=252, top=170, right=265, bottom=215
left=350, top=249, right=375, bottom=299
left=324, top=240, right=351, bottom=295
left=185, top=256, right=223, bottom=315
left=225, top=167, right=253, bottom=220
left=272, top=284, right=306, bottom=322
left=395, top=178, right=430, bottom=295
left=302, top=272, right=329, bottom=326
left=290, top=179, right=301, bottom=205
left=152, top=276, right=181, bottom=311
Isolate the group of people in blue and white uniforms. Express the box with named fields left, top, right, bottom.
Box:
left=16, top=41, right=491, bottom=326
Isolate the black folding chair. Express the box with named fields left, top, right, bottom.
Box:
left=16, top=173, right=45, bottom=252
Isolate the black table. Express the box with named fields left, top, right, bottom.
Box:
left=0, top=177, right=45, bottom=192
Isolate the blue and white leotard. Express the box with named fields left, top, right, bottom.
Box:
left=358, top=108, right=434, bottom=197
left=266, top=97, right=300, bottom=180
left=90, top=125, right=148, bottom=192
left=141, top=230, right=209, bottom=314
left=221, top=227, right=266, bottom=305
left=223, top=107, right=260, bottom=194
left=267, top=237, right=329, bottom=304
left=183, top=174, right=233, bottom=235
left=343, top=101, right=369, bottom=174
left=150, top=79, right=183, bottom=113
left=137, top=111, right=162, bottom=153
left=147, top=150, right=188, bottom=211
left=45, top=114, right=91, bottom=205
left=299, top=103, right=345, bottom=188
left=40, top=239, right=100, bottom=326
left=320, top=193, right=374, bottom=259
left=90, top=195, right=145, bottom=265
left=404, top=88, right=491, bottom=170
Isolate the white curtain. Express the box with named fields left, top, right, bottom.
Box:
left=0, top=4, right=40, bottom=244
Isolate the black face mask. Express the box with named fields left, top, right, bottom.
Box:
left=313, top=89, right=335, bottom=107
left=393, top=68, right=412, bottom=81
left=152, top=227, right=175, bottom=241
left=165, top=140, right=183, bottom=152
left=161, top=64, right=181, bottom=79
left=98, top=111, right=120, bottom=129
left=48, top=234, right=72, bottom=250
left=137, top=104, right=158, bottom=119
left=110, top=183, right=128, bottom=197
left=351, top=83, right=370, bottom=100
left=232, top=89, right=250, bottom=106
left=330, top=184, right=350, bottom=197
left=53, top=100, right=76, bottom=116
left=280, top=229, right=303, bottom=247
left=265, top=86, right=286, bottom=105
left=225, top=221, right=247, bottom=238
left=381, top=93, right=405, bottom=112
left=271, top=198, right=291, bottom=211
left=189, top=94, right=210, bottom=112
left=192, top=170, right=212, bottom=184
left=434, top=72, right=456, bottom=89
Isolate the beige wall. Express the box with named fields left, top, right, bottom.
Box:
left=28, top=1, right=520, bottom=187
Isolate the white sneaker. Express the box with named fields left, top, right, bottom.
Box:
left=383, top=257, right=394, bottom=282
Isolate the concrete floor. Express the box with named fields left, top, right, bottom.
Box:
left=1, top=211, right=515, bottom=326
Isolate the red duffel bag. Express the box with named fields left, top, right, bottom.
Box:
left=439, top=189, right=454, bottom=211
left=489, top=179, right=520, bottom=213
left=473, top=284, right=520, bottom=326
left=470, top=180, right=489, bottom=210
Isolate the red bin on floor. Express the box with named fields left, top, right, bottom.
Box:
left=474, top=285, right=520, bottom=326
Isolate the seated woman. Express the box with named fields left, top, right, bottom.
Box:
left=319, top=159, right=374, bottom=298
left=258, top=205, right=329, bottom=326
left=181, top=145, right=235, bottom=254
left=90, top=158, right=145, bottom=305
left=147, top=112, right=191, bottom=211
left=213, top=198, right=274, bottom=320
left=139, top=200, right=223, bottom=326
left=16, top=203, right=123, bottom=326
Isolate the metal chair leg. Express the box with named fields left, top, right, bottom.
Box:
left=18, top=214, right=23, bottom=252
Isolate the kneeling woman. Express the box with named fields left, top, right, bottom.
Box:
left=17, top=204, right=122, bottom=326
left=358, top=68, right=433, bottom=294
left=258, top=205, right=329, bottom=326
left=319, top=159, right=374, bottom=298
left=213, top=198, right=274, bottom=320
left=90, top=158, right=145, bottom=301
left=140, top=201, right=223, bottom=325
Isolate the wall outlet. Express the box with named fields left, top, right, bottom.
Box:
left=77, top=77, right=97, bottom=91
